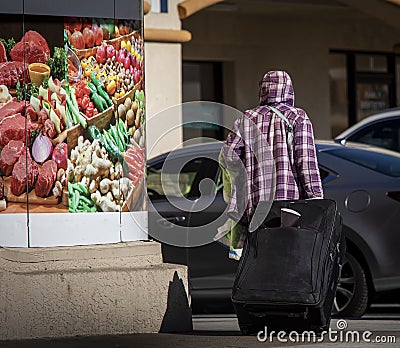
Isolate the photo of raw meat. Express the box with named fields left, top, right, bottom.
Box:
left=0, top=140, right=25, bottom=176
left=10, top=30, right=50, bottom=64
left=35, top=160, right=57, bottom=197
left=11, top=151, right=39, bottom=197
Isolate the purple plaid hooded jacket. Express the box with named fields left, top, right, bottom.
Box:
left=221, top=70, right=323, bottom=223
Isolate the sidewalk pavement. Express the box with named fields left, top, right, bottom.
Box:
left=0, top=317, right=399, bottom=348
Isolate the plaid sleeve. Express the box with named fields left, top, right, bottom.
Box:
left=220, top=116, right=245, bottom=173
left=293, top=118, right=324, bottom=198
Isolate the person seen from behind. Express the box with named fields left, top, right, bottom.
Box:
left=218, top=70, right=323, bottom=259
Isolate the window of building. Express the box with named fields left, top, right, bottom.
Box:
left=356, top=83, right=390, bottom=121
left=330, top=50, right=398, bottom=136
left=356, top=55, right=388, bottom=73
left=151, top=0, right=168, bottom=13
left=182, top=61, right=224, bottom=141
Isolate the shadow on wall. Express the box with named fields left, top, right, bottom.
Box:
left=159, top=271, right=193, bottom=333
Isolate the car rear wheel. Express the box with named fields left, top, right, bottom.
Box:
left=333, top=252, right=369, bottom=318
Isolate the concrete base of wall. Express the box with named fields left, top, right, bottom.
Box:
left=0, top=241, right=192, bottom=340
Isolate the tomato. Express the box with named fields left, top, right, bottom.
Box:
left=83, top=27, right=95, bottom=48
left=92, top=24, right=103, bottom=46
left=71, top=31, right=85, bottom=49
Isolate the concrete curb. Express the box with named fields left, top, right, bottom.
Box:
left=0, top=241, right=192, bottom=340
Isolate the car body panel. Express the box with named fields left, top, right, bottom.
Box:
left=318, top=150, right=400, bottom=286
left=148, top=140, right=400, bottom=307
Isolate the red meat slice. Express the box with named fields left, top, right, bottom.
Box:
left=11, top=151, right=39, bottom=196
left=0, top=41, right=7, bottom=63
left=25, top=103, right=38, bottom=121
left=0, top=61, right=26, bottom=88
left=0, top=100, right=25, bottom=122
left=10, top=30, right=50, bottom=65
left=35, top=160, right=57, bottom=197
left=38, top=108, right=48, bottom=124
left=0, top=140, right=25, bottom=176
left=0, top=113, right=25, bottom=147
left=43, top=119, right=57, bottom=139
left=0, top=113, right=38, bottom=147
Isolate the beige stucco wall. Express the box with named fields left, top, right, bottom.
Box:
left=145, top=0, right=183, bottom=159
left=0, top=242, right=192, bottom=340
left=145, top=42, right=183, bottom=158
left=182, top=6, right=400, bottom=139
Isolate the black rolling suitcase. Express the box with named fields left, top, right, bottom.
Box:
left=232, top=199, right=345, bottom=335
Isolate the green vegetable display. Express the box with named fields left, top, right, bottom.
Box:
left=46, top=47, right=67, bottom=82
left=88, top=74, right=112, bottom=109
left=88, top=125, right=124, bottom=163
left=0, top=37, right=16, bottom=60
left=68, top=182, right=97, bottom=213
left=106, top=120, right=130, bottom=153
left=63, top=84, right=87, bottom=128
left=97, top=87, right=112, bottom=106
left=102, top=129, right=124, bottom=163
left=89, top=90, right=107, bottom=112
left=16, top=82, right=39, bottom=101
left=88, top=125, right=110, bottom=152
left=41, top=77, right=49, bottom=89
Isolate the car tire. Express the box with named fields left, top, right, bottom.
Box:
left=334, top=252, right=369, bottom=318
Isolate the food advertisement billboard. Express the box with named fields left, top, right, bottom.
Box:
left=0, top=0, right=146, bottom=247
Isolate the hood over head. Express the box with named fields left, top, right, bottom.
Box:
left=259, top=70, right=295, bottom=107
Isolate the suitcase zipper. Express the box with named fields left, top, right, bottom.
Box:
left=320, top=202, right=339, bottom=296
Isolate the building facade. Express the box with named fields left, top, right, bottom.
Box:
left=145, top=0, right=400, bottom=156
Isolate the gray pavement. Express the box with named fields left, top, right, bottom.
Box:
left=0, top=306, right=399, bottom=348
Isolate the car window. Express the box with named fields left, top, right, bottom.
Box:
left=147, top=157, right=220, bottom=199
left=348, top=119, right=400, bottom=152
left=327, top=148, right=400, bottom=177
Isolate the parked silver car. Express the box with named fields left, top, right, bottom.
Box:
left=147, top=140, right=400, bottom=317
left=335, top=108, right=400, bottom=153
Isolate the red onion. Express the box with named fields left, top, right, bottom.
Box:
left=32, top=133, right=53, bottom=163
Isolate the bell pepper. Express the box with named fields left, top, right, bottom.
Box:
left=83, top=85, right=91, bottom=96
left=76, top=97, right=83, bottom=110
left=106, top=80, right=116, bottom=95
left=75, top=86, right=84, bottom=99
left=81, top=58, right=89, bottom=69
left=84, top=66, right=93, bottom=77
left=114, top=89, right=125, bottom=99
left=86, top=107, right=94, bottom=118
left=88, top=56, right=97, bottom=66
left=82, top=95, right=91, bottom=109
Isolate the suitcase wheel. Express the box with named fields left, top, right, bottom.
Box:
left=239, top=323, right=258, bottom=336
